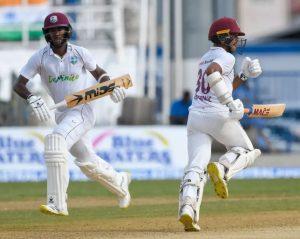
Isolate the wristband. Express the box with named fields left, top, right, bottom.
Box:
left=26, top=94, right=34, bottom=101
left=98, top=73, right=110, bottom=82
left=239, top=72, right=248, bottom=81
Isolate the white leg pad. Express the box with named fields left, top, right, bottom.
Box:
left=178, top=171, right=207, bottom=223
left=219, top=147, right=261, bottom=180
left=44, top=133, right=68, bottom=212
left=75, top=159, right=126, bottom=198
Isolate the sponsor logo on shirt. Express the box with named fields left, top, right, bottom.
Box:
left=48, top=74, right=79, bottom=83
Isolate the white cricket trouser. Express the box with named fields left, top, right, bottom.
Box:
left=52, top=104, right=118, bottom=178
left=53, top=104, right=95, bottom=150
left=185, top=110, right=253, bottom=174
left=52, top=104, right=124, bottom=200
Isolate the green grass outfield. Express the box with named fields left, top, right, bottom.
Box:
left=0, top=179, right=300, bottom=239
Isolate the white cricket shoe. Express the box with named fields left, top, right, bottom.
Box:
left=179, top=205, right=200, bottom=232
left=39, top=204, right=68, bottom=216
left=118, top=172, right=131, bottom=208
left=207, top=162, right=228, bottom=199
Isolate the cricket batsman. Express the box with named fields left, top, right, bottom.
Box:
left=178, top=17, right=262, bottom=231
left=13, top=12, right=131, bottom=216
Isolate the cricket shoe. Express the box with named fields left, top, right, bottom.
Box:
left=207, top=162, right=228, bottom=199
left=39, top=204, right=68, bottom=216
left=179, top=205, right=200, bottom=232
left=118, top=172, right=131, bottom=208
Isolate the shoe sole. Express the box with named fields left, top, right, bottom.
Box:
left=207, top=163, right=228, bottom=199
left=179, top=214, right=200, bottom=232
left=39, top=205, right=68, bottom=216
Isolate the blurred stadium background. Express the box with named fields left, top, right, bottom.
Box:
left=0, top=0, right=300, bottom=238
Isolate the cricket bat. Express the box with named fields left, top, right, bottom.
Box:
left=50, top=74, right=133, bottom=110
left=244, top=103, right=286, bottom=118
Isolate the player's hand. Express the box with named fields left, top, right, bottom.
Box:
left=227, top=99, right=244, bottom=120
left=239, top=57, right=262, bottom=81
left=27, top=95, right=51, bottom=122
left=110, top=87, right=126, bottom=103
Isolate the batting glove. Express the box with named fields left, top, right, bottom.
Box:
left=110, top=87, right=126, bottom=103
left=227, top=99, right=244, bottom=120
left=239, top=57, right=262, bottom=81
left=27, top=95, right=51, bottom=122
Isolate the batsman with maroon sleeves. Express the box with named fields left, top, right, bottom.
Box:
left=178, top=17, right=263, bottom=231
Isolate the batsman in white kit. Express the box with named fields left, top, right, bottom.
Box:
left=13, top=12, right=131, bottom=216
left=178, top=17, right=263, bottom=231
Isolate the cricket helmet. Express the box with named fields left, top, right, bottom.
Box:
left=208, top=17, right=245, bottom=41
left=43, top=12, right=72, bottom=31
left=208, top=17, right=246, bottom=53
left=42, top=12, right=72, bottom=46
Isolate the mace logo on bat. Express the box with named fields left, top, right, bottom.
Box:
left=253, top=107, right=270, bottom=116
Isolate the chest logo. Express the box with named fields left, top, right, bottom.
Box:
left=70, top=56, right=78, bottom=65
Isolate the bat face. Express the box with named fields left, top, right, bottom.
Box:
left=69, top=82, right=115, bottom=105
left=64, top=74, right=133, bottom=108
left=84, top=82, right=115, bottom=100
left=247, top=104, right=286, bottom=118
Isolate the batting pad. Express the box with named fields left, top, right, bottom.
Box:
left=75, top=159, right=126, bottom=198
left=219, top=147, right=261, bottom=180
left=44, top=134, right=69, bottom=212
left=179, top=171, right=207, bottom=223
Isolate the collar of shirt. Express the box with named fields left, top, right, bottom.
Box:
left=210, top=46, right=225, bottom=52
left=48, top=43, right=73, bottom=57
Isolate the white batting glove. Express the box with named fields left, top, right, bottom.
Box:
left=239, top=57, right=262, bottom=81
left=27, top=95, right=51, bottom=122
left=110, top=87, right=126, bottom=103
left=227, top=99, right=244, bottom=120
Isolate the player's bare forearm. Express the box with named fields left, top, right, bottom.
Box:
left=13, top=75, right=32, bottom=100
left=232, top=75, right=244, bottom=90
left=90, top=65, right=110, bottom=83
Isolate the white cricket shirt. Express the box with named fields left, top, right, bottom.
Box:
left=20, top=43, right=97, bottom=104
left=190, top=46, right=235, bottom=112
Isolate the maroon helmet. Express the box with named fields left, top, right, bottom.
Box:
left=43, top=12, right=71, bottom=31
left=208, top=17, right=245, bottom=41
left=42, top=12, right=72, bottom=47
left=208, top=17, right=246, bottom=53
